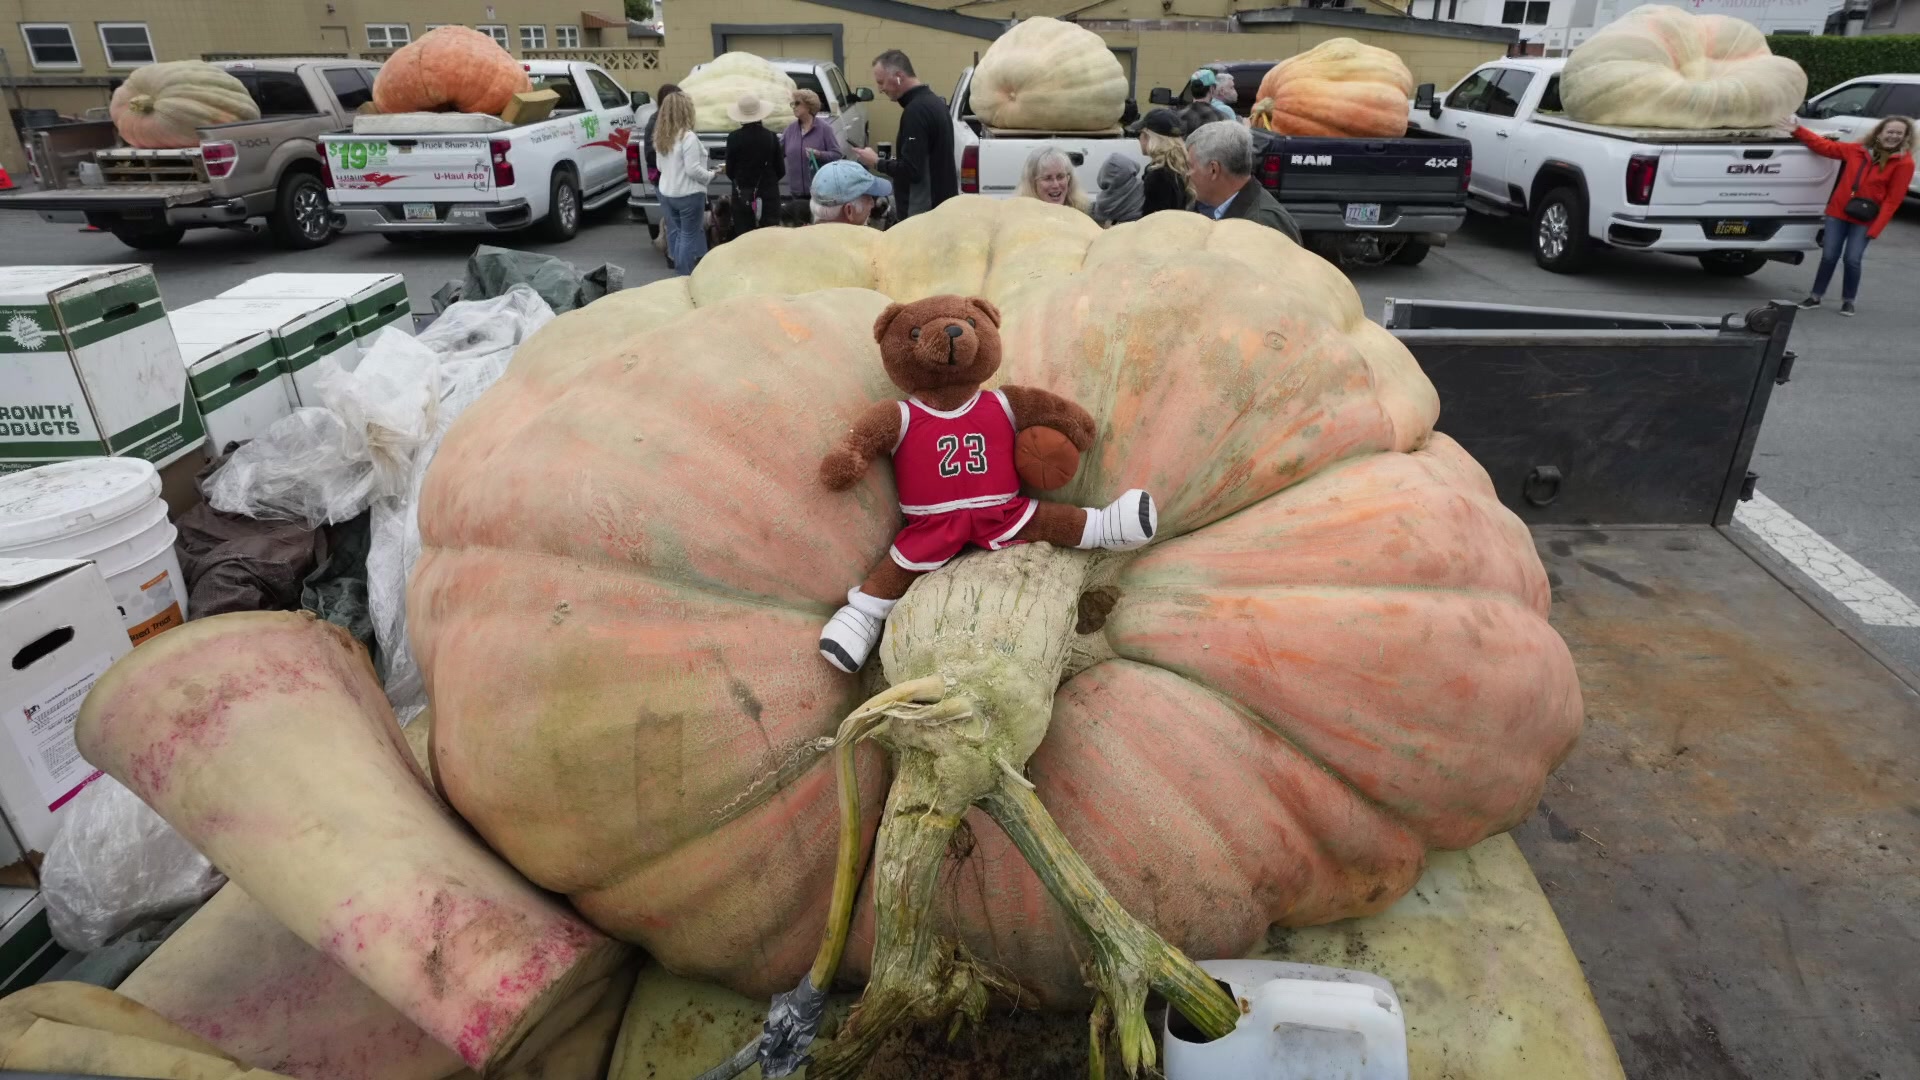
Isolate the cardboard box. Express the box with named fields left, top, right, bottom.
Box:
left=0, top=265, right=205, bottom=474
left=0, top=559, right=126, bottom=864
left=170, top=297, right=356, bottom=408
left=217, top=272, right=413, bottom=358
left=170, top=311, right=298, bottom=452
left=501, top=88, right=560, bottom=126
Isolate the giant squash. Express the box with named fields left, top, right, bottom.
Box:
left=372, top=26, right=531, bottom=116
left=971, top=16, right=1129, bottom=132
left=1560, top=5, right=1807, bottom=130
left=1252, top=37, right=1413, bottom=138
left=679, top=52, right=797, bottom=133
left=410, top=198, right=1583, bottom=1074
left=108, top=62, right=260, bottom=149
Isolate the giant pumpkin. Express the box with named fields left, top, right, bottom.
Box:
left=372, top=26, right=531, bottom=116
left=1252, top=37, right=1413, bottom=138
left=1560, top=5, right=1807, bottom=130
left=971, top=16, right=1129, bottom=132
left=410, top=198, right=1582, bottom=1074
left=679, top=52, right=798, bottom=133
left=108, top=62, right=260, bottom=149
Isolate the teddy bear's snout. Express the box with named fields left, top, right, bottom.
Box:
left=944, top=325, right=964, bottom=339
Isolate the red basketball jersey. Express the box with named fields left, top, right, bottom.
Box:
left=892, top=390, right=1019, bottom=515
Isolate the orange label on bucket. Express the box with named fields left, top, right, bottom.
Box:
left=127, top=603, right=184, bottom=647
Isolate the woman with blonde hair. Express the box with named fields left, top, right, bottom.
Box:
left=1785, top=113, right=1914, bottom=315
left=653, top=90, right=717, bottom=273
left=1015, top=145, right=1091, bottom=214
left=1135, top=108, right=1192, bottom=215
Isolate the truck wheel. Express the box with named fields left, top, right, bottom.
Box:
left=1389, top=240, right=1431, bottom=266
left=1532, top=188, right=1592, bottom=274
left=541, top=171, right=581, bottom=242
left=110, top=224, right=185, bottom=251
left=1698, top=252, right=1768, bottom=278
left=269, top=171, right=333, bottom=249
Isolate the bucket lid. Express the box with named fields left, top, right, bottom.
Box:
left=0, top=458, right=163, bottom=550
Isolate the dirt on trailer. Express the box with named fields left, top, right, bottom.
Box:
left=1520, top=525, right=1920, bottom=1080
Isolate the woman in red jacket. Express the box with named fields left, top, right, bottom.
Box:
left=1788, top=115, right=1914, bottom=316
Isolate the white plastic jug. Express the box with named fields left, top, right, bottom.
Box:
left=1163, top=959, right=1409, bottom=1080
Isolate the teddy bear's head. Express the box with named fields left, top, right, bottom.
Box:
left=872, top=295, right=1003, bottom=394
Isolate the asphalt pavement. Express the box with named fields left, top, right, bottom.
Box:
left=2, top=200, right=1914, bottom=669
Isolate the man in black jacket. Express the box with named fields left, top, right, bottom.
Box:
left=851, top=50, right=956, bottom=221
left=722, top=94, right=784, bottom=237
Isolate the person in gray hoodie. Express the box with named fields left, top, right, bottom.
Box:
left=1091, top=153, right=1146, bottom=226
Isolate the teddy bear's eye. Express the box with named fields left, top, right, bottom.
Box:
left=967, top=318, right=976, bottom=327
left=909, top=327, right=921, bottom=340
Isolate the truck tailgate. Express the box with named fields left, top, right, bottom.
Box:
left=977, top=135, right=1141, bottom=198
left=0, top=183, right=214, bottom=211
left=1653, top=142, right=1834, bottom=212
left=1263, top=133, right=1468, bottom=204
left=324, top=135, right=495, bottom=203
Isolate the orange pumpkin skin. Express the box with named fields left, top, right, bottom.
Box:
left=410, top=201, right=1581, bottom=1005
left=1254, top=37, right=1414, bottom=139
left=372, top=26, right=531, bottom=116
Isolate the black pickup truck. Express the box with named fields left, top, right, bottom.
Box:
left=1153, top=68, right=1471, bottom=267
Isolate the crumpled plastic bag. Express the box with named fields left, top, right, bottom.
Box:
left=41, top=778, right=225, bottom=953
left=367, top=286, right=555, bottom=721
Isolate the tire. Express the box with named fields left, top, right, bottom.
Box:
left=268, top=171, right=334, bottom=249
left=1699, top=252, right=1768, bottom=278
left=1532, top=187, right=1592, bottom=273
left=110, top=224, right=184, bottom=250
left=1388, top=239, right=1431, bottom=266
left=540, top=171, right=581, bottom=242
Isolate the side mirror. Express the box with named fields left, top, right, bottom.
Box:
left=1417, top=83, right=1443, bottom=119
left=1148, top=86, right=1174, bottom=106
left=855, top=86, right=874, bottom=102
left=630, top=90, right=651, bottom=109
left=1799, top=98, right=1819, bottom=119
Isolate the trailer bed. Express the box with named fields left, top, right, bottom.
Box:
left=1522, top=523, right=1920, bottom=1079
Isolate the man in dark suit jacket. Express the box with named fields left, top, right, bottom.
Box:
left=1185, top=120, right=1302, bottom=245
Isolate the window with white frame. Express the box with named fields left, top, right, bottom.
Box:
left=21, top=23, right=80, bottom=68
left=478, top=25, right=510, bottom=49
left=366, top=24, right=410, bottom=49
left=97, top=23, right=154, bottom=67
left=555, top=25, right=580, bottom=47
left=520, top=25, right=547, bottom=50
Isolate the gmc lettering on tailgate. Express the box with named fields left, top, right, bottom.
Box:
left=1727, top=163, right=1781, bottom=175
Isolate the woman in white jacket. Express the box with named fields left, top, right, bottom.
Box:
left=653, top=92, right=718, bottom=274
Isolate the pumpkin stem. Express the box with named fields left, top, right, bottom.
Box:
left=127, top=93, right=156, bottom=115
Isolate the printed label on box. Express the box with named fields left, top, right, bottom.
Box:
left=11, top=654, right=109, bottom=812
left=125, top=570, right=184, bottom=647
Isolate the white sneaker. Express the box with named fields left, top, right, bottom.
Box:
left=1081, top=489, right=1157, bottom=551
left=819, top=589, right=896, bottom=673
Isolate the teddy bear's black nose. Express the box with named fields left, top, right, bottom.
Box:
left=944, top=325, right=964, bottom=340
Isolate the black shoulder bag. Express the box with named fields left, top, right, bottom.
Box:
left=1843, top=158, right=1881, bottom=222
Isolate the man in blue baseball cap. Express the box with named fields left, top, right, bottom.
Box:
left=809, top=159, right=893, bottom=226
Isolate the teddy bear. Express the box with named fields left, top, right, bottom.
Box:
left=817, top=294, right=1157, bottom=673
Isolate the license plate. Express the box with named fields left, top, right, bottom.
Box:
left=402, top=203, right=438, bottom=222
left=1713, top=219, right=1750, bottom=236
left=1345, top=203, right=1383, bottom=226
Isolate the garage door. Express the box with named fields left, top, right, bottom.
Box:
left=723, top=34, right=835, bottom=63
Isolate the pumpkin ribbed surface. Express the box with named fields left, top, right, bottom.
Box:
left=410, top=197, right=1582, bottom=1004
left=372, top=26, right=531, bottom=116
left=681, top=52, right=798, bottom=132
left=1561, top=5, right=1807, bottom=129
left=1253, top=37, right=1413, bottom=139
left=108, top=62, right=260, bottom=149
left=971, top=16, right=1129, bottom=132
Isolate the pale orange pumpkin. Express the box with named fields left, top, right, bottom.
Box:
left=1253, top=37, right=1414, bottom=139
left=408, top=197, right=1583, bottom=1037
left=108, top=62, right=260, bottom=149
left=372, top=26, right=531, bottom=116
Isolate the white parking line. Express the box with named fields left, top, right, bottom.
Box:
left=1735, top=491, right=1920, bottom=628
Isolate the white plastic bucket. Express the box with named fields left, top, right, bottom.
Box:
left=0, top=458, right=187, bottom=646
left=1164, top=959, right=1409, bottom=1080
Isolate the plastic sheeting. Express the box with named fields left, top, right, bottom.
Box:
left=41, top=778, right=225, bottom=953
left=458, top=245, right=624, bottom=314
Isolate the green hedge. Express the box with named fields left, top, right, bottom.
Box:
left=1767, top=35, right=1920, bottom=98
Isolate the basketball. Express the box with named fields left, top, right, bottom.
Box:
left=1016, top=426, right=1080, bottom=491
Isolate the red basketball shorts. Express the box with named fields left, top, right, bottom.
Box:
left=888, top=498, right=1038, bottom=572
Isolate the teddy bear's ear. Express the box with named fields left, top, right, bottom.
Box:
left=872, top=303, right=906, bottom=343
left=968, top=297, right=1002, bottom=327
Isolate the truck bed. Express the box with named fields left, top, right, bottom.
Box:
left=1524, top=523, right=1920, bottom=1078
left=1531, top=114, right=1797, bottom=144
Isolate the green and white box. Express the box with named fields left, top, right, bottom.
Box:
left=217, top=272, right=411, bottom=358
left=0, top=265, right=204, bottom=473
left=173, top=297, right=356, bottom=408
left=169, top=308, right=298, bottom=451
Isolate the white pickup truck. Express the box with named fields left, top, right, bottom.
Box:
left=626, top=58, right=872, bottom=235
left=323, top=60, right=641, bottom=241
left=1411, top=57, right=1838, bottom=276
left=948, top=65, right=1141, bottom=199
